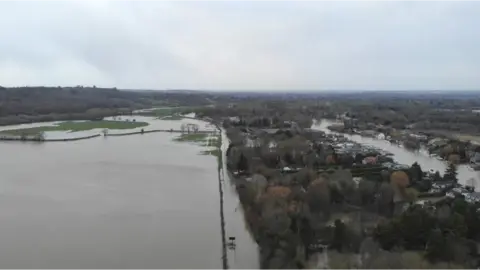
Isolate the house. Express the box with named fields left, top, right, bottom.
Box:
left=428, top=138, right=448, bottom=148
left=432, top=181, right=456, bottom=190
left=268, top=141, right=278, bottom=150
left=362, top=156, right=377, bottom=165
left=360, top=130, right=377, bottom=137
left=465, top=192, right=480, bottom=204
left=409, top=133, right=428, bottom=141
left=245, top=137, right=261, bottom=148
left=470, top=152, right=480, bottom=164
left=228, top=116, right=241, bottom=124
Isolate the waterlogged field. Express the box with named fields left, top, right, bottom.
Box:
left=135, top=106, right=200, bottom=119
left=0, top=120, right=149, bottom=135
left=0, top=117, right=224, bottom=268
left=173, top=133, right=222, bottom=162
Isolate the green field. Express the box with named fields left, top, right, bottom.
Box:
left=173, top=133, right=208, bottom=142
left=0, top=120, right=149, bottom=135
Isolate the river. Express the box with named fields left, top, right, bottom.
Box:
left=312, top=119, right=480, bottom=186
left=0, top=116, right=256, bottom=268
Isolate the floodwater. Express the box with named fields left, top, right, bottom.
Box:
left=0, top=114, right=213, bottom=140
left=0, top=116, right=226, bottom=268
left=220, top=128, right=259, bottom=269
left=312, top=119, right=480, bottom=186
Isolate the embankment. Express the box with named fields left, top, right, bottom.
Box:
left=106, top=129, right=213, bottom=137
left=0, top=134, right=101, bottom=142
left=217, top=131, right=229, bottom=269
left=0, top=129, right=214, bottom=142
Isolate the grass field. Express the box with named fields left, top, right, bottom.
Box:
left=173, top=133, right=221, bottom=156
left=173, top=133, right=208, bottom=142
left=0, top=120, right=149, bottom=135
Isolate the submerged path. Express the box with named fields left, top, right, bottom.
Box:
left=219, top=127, right=260, bottom=269
left=217, top=131, right=229, bottom=269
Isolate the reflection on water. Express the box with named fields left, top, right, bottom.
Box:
left=0, top=117, right=221, bottom=268
left=313, top=119, right=480, bottom=186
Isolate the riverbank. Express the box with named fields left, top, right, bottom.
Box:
left=0, top=133, right=101, bottom=142
left=313, top=119, right=480, bottom=187
left=329, top=118, right=480, bottom=166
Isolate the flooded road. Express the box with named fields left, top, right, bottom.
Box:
left=220, top=128, right=260, bottom=269
left=0, top=117, right=226, bottom=268
left=312, top=119, right=480, bottom=186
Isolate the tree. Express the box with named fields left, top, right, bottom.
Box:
left=331, top=219, right=346, bottom=252
left=237, top=153, right=249, bottom=172
left=329, top=169, right=356, bottom=203
left=359, top=179, right=376, bottom=206
left=433, top=170, right=442, bottom=182
left=377, top=182, right=394, bottom=216
left=390, top=171, right=410, bottom=189
left=444, top=212, right=467, bottom=238
left=261, top=205, right=292, bottom=236
left=338, top=154, right=354, bottom=168
left=306, top=177, right=331, bottom=217
left=448, top=154, right=461, bottom=165
left=409, top=162, right=423, bottom=182
left=405, top=188, right=419, bottom=205
left=251, top=173, right=268, bottom=198
left=444, top=163, right=458, bottom=183
left=380, top=170, right=391, bottom=182
left=326, top=154, right=336, bottom=165
left=426, top=228, right=447, bottom=262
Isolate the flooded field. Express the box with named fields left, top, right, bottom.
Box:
left=0, top=116, right=223, bottom=268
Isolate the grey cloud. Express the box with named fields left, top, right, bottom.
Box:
left=0, top=1, right=479, bottom=90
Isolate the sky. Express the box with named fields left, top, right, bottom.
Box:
left=0, top=0, right=479, bottom=91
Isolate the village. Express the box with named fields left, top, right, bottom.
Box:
left=210, top=111, right=480, bottom=268
left=331, top=113, right=480, bottom=171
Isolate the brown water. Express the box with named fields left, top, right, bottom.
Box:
left=0, top=126, right=223, bottom=268
left=313, top=119, right=480, bottom=186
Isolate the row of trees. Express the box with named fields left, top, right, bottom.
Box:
left=0, top=87, right=217, bottom=126
left=374, top=197, right=480, bottom=267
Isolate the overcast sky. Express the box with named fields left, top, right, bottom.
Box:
left=1, top=1, right=479, bottom=91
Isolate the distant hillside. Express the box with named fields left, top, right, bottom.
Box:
left=0, top=86, right=212, bottom=126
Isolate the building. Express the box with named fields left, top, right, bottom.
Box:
left=465, top=192, right=480, bottom=204
left=470, top=152, right=480, bottom=164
